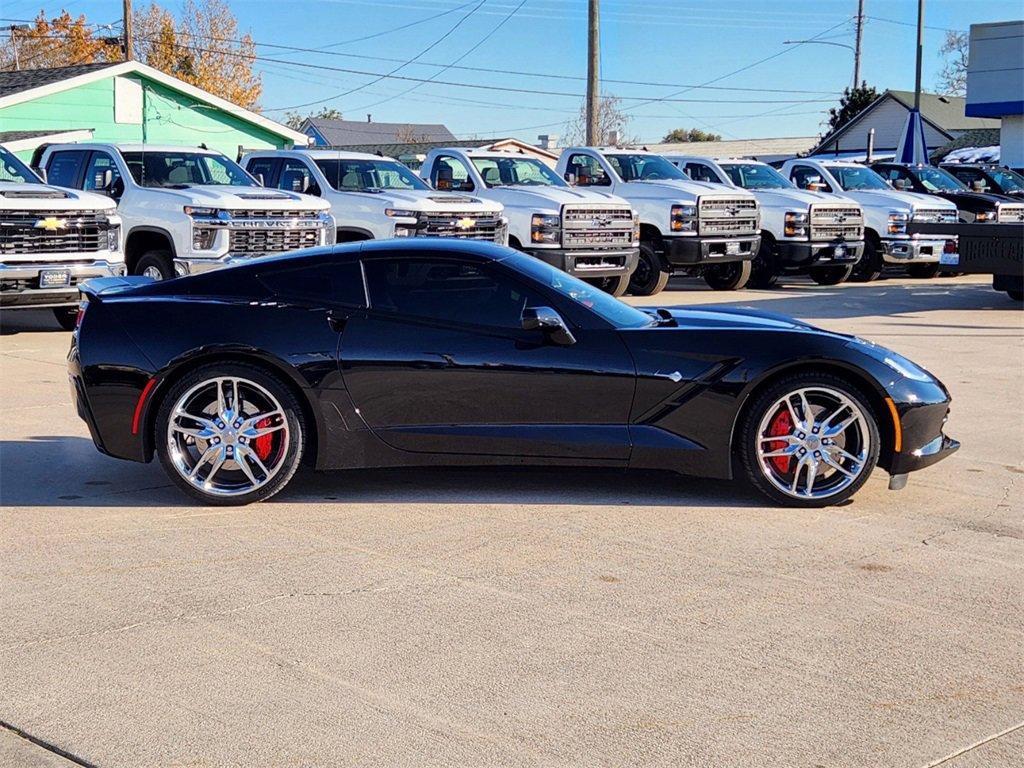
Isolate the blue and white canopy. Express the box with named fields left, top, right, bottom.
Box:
left=894, top=108, right=929, bottom=165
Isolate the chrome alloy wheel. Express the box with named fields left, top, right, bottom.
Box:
left=166, top=376, right=290, bottom=498
left=756, top=386, right=870, bottom=500
left=142, top=265, right=165, bottom=280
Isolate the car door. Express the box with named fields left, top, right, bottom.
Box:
left=338, top=252, right=636, bottom=460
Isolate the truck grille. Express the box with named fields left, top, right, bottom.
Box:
left=418, top=212, right=503, bottom=241
left=912, top=208, right=957, bottom=224
left=697, top=197, right=758, bottom=237
left=809, top=204, right=863, bottom=240
left=561, top=206, right=634, bottom=249
left=0, top=210, right=110, bottom=256
left=997, top=205, right=1024, bottom=223
left=229, top=209, right=323, bottom=220
left=228, top=228, right=321, bottom=255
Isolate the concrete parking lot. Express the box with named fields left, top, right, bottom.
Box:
left=1, top=275, right=1022, bottom=767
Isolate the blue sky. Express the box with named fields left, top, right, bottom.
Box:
left=4, top=0, right=1021, bottom=142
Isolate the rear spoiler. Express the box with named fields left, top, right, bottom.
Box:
left=78, top=275, right=153, bottom=301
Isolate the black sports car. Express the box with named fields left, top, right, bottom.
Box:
left=68, top=240, right=958, bottom=507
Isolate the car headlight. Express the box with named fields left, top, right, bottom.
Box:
left=888, top=210, right=909, bottom=235
left=531, top=213, right=561, bottom=244
left=670, top=204, right=697, bottom=233
left=184, top=206, right=222, bottom=218
left=106, top=225, right=121, bottom=252
left=632, top=213, right=640, bottom=244
left=385, top=208, right=419, bottom=218
left=784, top=210, right=808, bottom=237
left=848, top=337, right=934, bottom=382
left=975, top=210, right=996, bottom=222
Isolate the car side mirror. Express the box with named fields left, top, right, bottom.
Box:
left=522, top=306, right=576, bottom=346
left=305, top=181, right=321, bottom=197
left=893, top=178, right=909, bottom=191
left=33, top=166, right=47, bottom=183
left=254, top=172, right=265, bottom=186
left=971, top=180, right=986, bottom=192
left=564, top=171, right=577, bottom=185
left=109, top=176, right=124, bottom=199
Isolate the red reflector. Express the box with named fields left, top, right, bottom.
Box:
left=131, top=378, right=158, bottom=435
left=75, top=299, right=88, bottom=329
left=943, top=239, right=957, bottom=254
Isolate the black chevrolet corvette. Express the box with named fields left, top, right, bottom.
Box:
left=68, top=240, right=958, bottom=507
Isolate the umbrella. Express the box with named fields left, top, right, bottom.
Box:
left=895, top=108, right=929, bottom=165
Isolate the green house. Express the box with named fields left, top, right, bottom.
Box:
left=0, top=61, right=308, bottom=161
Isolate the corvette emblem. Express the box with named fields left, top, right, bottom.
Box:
left=455, top=217, right=475, bottom=230
left=34, top=216, right=67, bottom=231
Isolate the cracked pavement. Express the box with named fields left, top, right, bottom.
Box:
left=1, top=275, right=1022, bottom=767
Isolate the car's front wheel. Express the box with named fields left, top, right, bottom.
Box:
left=703, top=260, right=751, bottom=290
left=850, top=240, right=882, bottom=282
left=739, top=373, right=880, bottom=507
left=808, top=264, right=853, bottom=285
left=585, top=274, right=630, bottom=297
left=628, top=242, right=671, bottom=296
left=135, top=250, right=175, bottom=281
left=907, top=263, right=939, bottom=279
left=155, top=363, right=305, bottom=505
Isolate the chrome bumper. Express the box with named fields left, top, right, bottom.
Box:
left=881, top=237, right=950, bottom=264
left=0, top=258, right=126, bottom=308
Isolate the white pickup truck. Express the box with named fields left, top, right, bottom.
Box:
left=1, top=145, right=123, bottom=329
left=34, top=143, right=333, bottom=280
left=241, top=149, right=507, bottom=248
left=419, top=148, right=638, bottom=295
left=665, top=155, right=864, bottom=287
left=780, top=158, right=958, bottom=281
left=553, top=147, right=761, bottom=294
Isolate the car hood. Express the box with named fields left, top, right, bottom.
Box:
left=932, top=189, right=1008, bottom=207
left=623, top=179, right=755, bottom=201
left=0, top=182, right=118, bottom=212
left=148, top=185, right=330, bottom=210
left=646, top=305, right=823, bottom=332
left=328, top=188, right=503, bottom=213
left=748, top=187, right=849, bottom=208
left=481, top=185, right=630, bottom=210
left=840, top=188, right=957, bottom=212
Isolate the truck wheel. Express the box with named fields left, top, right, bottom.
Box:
left=135, top=250, right=175, bottom=281
left=628, top=243, right=671, bottom=296
left=52, top=307, right=78, bottom=331
left=586, top=275, right=630, bottom=297
left=703, top=261, right=751, bottom=291
left=850, top=240, right=882, bottom=282
left=748, top=238, right=779, bottom=289
left=907, top=263, right=939, bottom=279
left=808, top=265, right=853, bottom=286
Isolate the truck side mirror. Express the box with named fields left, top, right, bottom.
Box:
left=971, top=180, right=986, bottom=192
left=435, top=166, right=454, bottom=191
left=100, top=169, right=113, bottom=190
left=304, top=180, right=322, bottom=197
left=564, top=171, right=577, bottom=185
left=254, top=172, right=265, bottom=186
left=893, top=178, right=909, bottom=191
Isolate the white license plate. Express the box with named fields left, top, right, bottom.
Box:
left=39, top=269, right=71, bottom=288
left=939, top=251, right=960, bottom=266
left=725, top=242, right=741, bottom=255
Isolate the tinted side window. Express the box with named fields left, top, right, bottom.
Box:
left=685, top=162, right=720, bottom=183
left=363, top=258, right=542, bottom=330
left=278, top=159, right=314, bottom=193
left=566, top=154, right=610, bottom=186
left=261, top=261, right=366, bottom=307
left=790, top=165, right=832, bottom=192
left=46, top=151, right=87, bottom=188
left=246, top=157, right=277, bottom=185
left=952, top=168, right=986, bottom=189
left=83, top=152, right=122, bottom=191
left=432, top=155, right=474, bottom=191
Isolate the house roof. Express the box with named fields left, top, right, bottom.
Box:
left=930, top=128, right=1003, bottom=162
left=304, top=118, right=456, bottom=146
left=309, top=137, right=559, bottom=165
left=644, top=136, right=817, bottom=160
left=0, top=61, right=309, bottom=145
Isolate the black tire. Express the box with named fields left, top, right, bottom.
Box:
left=850, top=239, right=882, bottom=282
left=135, top=250, right=175, bottom=281
left=52, top=306, right=78, bottom=331
left=738, top=372, right=881, bottom=508
left=585, top=274, right=630, bottom=297
left=907, top=263, right=940, bottom=279
left=155, top=362, right=306, bottom=506
left=1008, top=289, right=1023, bottom=302
left=748, top=236, right=780, bottom=289
left=703, top=260, right=752, bottom=291
left=808, top=264, right=854, bottom=286
left=628, top=242, right=671, bottom=296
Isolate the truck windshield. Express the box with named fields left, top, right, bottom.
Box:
left=470, top=157, right=564, bottom=188
left=315, top=158, right=429, bottom=192
left=720, top=163, right=792, bottom=190
left=0, top=147, right=40, bottom=184
left=606, top=154, right=688, bottom=183
left=915, top=166, right=967, bottom=192
left=990, top=168, right=1024, bottom=192
left=121, top=151, right=255, bottom=188
left=826, top=165, right=890, bottom=191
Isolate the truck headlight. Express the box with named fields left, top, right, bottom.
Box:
left=670, top=205, right=697, bottom=233
left=184, top=206, right=222, bottom=218
left=531, top=213, right=561, bottom=244
left=106, top=225, right=121, bottom=252
left=975, top=210, right=996, bottom=222
left=632, top=213, right=640, bottom=244
left=784, top=211, right=808, bottom=237
left=385, top=208, right=418, bottom=218
left=888, top=211, right=909, bottom=235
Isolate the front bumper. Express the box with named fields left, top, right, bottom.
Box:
left=0, top=258, right=126, bottom=308
left=664, top=234, right=761, bottom=266
left=527, top=247, right=639, bottom=278
left=884, top=376, right=960, bottom=478
left=776, top=240, right=864, bottom=267
left=881, top=237, right=949, bottom=264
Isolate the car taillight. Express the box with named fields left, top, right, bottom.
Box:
left=75, top=298, right=88, bottom=330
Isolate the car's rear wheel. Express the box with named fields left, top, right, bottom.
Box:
left=739, top=373, right=880, bottom=507
left=52, top=307, right=78, bottom=331
left=907, top=263, right=940, bottom=279
left=135, top=250, right=174, bottom=281
left=703, top=260, right=751, bottom=290
left=155, top=363, right=305, bottom=505
left=850, top=239, right=882, bottom=282
left=628, top=242, right=671, bottom=296
left=808, top=264, right=853, bottom=285
left=585, top=274, right=630, bottom=297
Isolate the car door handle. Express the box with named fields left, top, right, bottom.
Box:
left=326, top=310, right=350, bottom=333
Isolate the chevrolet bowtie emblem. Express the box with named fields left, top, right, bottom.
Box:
left=455, top=217, right=475, bottom=230
left=34, top=216, right=67, bottom=231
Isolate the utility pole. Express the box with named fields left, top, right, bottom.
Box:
left=914, top=0, right=924, bottom=110
left=586, top=0, right=600, bottom=145
left=9, top=25, right=21, bottom=70
left=853, top=0, right=864, bottom=88
left=123, top=0, right=134, bottom=61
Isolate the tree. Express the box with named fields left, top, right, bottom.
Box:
left=937, top=30, right=968, bottom=96
left=661, top=127, right=722, bottom=143
left=284, top=107, right=343, bottom=130
left=825, top=82, right=879, bottom=135
left=564, top=95, right=635, bottom=145
left=0, top=11, right=120, bottom=70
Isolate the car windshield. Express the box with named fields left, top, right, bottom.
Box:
left=914, top=166, right=967, bottom=192
left=990, top=168, right=1024, bottom=192
left=827, top=165, right=890, bottom=191
left=121, top=151, right=255, bottom=188
left=505, top=252, right=654, bottom=329
left=0, top=147, right=40, bottom=183
left=721, top=163, right=792, bottom=190
left=471, top=156, right=564, bottom=188
left=606, top=154, right=688, bottom=182
left=315, top=158, right=429, bottom=191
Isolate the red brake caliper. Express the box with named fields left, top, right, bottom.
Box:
left=767, top=408, right=793, bottom=474
left=253, top=418, right=275, bottom=461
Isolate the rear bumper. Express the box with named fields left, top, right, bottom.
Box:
left=0, top=258, right=126, bottom=308
left=881, top=237, right=949, bottom=264
left=527, top=247, right=639, bottom=278
left=776, top=240, right=864, bottom=267
left=664, top=234, right=761, bottom=266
